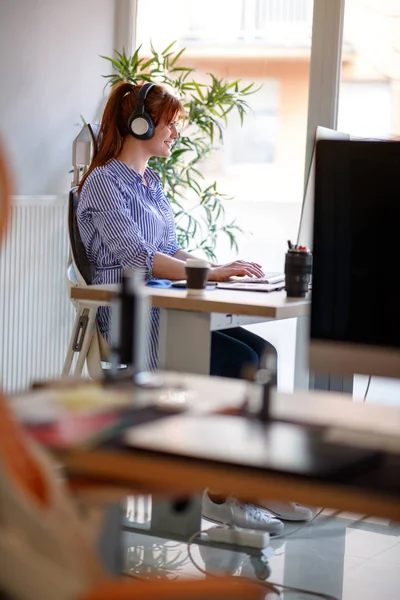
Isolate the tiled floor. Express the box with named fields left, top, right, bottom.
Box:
left=122, top=502, right=400, bottom=599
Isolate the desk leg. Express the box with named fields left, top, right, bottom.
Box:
left=294, top=316, right=354, bottom=394
left=158, top=309, right=211, bottom=374
left=294, top=315, right=311, bottom=390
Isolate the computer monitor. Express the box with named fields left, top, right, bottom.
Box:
left=309, top=139, right=400, bottom=379
left=297, top=126, right=350, bottom=250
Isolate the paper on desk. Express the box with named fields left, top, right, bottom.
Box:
left=12, top=384, right=130, bottom=425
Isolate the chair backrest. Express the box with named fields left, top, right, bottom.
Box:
left=72, top=123, right=100, bottom=187
left=68, top=186, right=95, bottom=285
left=69, top=123, right=100, bottom=285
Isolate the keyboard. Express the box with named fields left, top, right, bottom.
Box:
left=228, top=271, right=285, bottom=285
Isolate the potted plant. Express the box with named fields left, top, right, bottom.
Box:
left=101, top=42, right=258, bottom=261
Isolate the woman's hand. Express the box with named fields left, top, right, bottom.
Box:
left=208, top=260, right=264, bottom=282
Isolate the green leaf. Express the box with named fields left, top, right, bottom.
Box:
left=170, top=46, right=186, bottom=66
left=141, top=57, right=155, bottom=70
left=162, top=40, right=177, bottom=56
left=192, top=81, right=205, bottom=101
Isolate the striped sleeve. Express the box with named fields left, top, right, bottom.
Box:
left=165, top=211, right=182, bottom=256
left=156, top=186, right=182, bottom=257
left=79, top=171, right=157, bottom=278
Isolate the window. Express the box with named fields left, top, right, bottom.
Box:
left=135, top=0, right=312, bottom=270
left=135, top=0, right=313, bottom=390
left=338, top=0, right=400, bottom=139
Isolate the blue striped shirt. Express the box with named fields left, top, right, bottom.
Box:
left=77, top=158, right=181, bottom=369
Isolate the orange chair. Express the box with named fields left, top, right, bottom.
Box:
left=0, top=140, right=265, bottom=599
left=0, top=387, right=265, bottom=600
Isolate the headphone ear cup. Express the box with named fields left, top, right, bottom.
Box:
left=128, top=110, right=155, bottom=140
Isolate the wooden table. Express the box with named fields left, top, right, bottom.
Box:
left=71, top=285, right=311, bottom=385
left=15, top=373, right=400, bottom=520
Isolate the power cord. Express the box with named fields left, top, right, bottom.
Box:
left=187, top=528, right=281, bottom=596
left=363, top=376, right=372, bottom=402
left=188, top=508, right=369, bottom=598
left=187, top=529, right=340, bottom=600
left=271, top=507, right=326, bottom=540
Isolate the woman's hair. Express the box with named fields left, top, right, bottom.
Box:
left=78, top=82, right=185, bottom=193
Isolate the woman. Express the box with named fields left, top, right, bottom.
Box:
left=77, top=81, right=277, bottom=378
left=77, top=82, right=311, bottom=531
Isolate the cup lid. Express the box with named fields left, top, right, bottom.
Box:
left=185, top=258, right=210, bottom=268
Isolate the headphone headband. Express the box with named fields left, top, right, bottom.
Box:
left=136, top=83, right=155, bottom=114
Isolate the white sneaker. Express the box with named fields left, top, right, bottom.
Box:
left=258, top=500, right=313, bottom=522
left=202, top=493, right=284, bottom=535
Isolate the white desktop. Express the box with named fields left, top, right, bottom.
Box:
left=297, top=126, right=350, bottom=251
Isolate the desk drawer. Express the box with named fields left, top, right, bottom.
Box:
left=211, top=314, right=273, bottom=331
left=211, top=313, right=234, bottom=330
left=211, top=313, right=270, bottom=330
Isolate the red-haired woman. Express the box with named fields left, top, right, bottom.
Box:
left=77, top=82, right=312, bottom=532
left=77, top=81, right=277, bottom=379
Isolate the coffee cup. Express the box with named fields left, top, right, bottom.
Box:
left=185, top=258, right=210, bottom=295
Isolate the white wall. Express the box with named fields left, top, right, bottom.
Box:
left=0, top=0, right=135, bottom=392
left=0, top=0, right=128, bottom=195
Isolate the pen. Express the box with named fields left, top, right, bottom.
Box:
left=287, top=240, right=293, bottom=250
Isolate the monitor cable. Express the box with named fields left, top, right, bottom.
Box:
left=363, top=376, right=372, bottom=403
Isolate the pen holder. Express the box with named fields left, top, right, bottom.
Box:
left=284, top=248, right=312, bottom=298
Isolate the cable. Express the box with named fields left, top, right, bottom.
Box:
left=363, top=376, right=372, bottom=402
left=187, top=529, right=340, bottom=600
left=271, top=507, right=326, bottom=540
left=273, top=510, right=371, bottom=542
left=187, top=509, right=370, bottom=598
left=187, top=528, right=229, bottom=578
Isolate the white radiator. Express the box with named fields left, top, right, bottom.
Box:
left=0, top=196, right=75, bottom=393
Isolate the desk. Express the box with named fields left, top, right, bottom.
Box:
left=71, top=285, right=310, bottom=386
left=17, top=373, right=400, bottom=520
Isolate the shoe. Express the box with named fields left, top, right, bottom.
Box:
left=202, top=493, right=284, bottom=535
left=258, top=500, right=313, bottom=522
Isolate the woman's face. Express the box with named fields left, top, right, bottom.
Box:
left=147, top=117, right=179, bottom=158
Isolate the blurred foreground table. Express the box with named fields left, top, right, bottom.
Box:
left=13, top=372, right=400, bottom=520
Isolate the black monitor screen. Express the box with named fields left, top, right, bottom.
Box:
left=311, top=140, right=400, bottom=350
